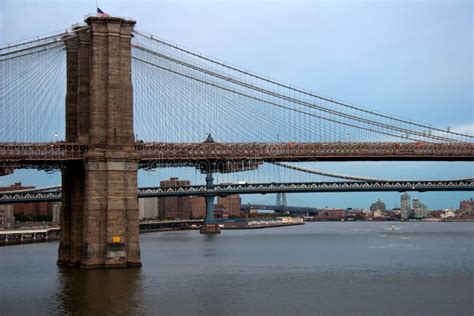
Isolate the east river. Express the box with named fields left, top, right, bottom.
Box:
left=0, top=222, right=473, bottom=315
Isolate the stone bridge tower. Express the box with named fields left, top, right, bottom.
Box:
left=58, top=16, right=141, bottom=268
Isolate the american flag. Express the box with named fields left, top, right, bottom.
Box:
left=97, top=7, right=109, bottom=17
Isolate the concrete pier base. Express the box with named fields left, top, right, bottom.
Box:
left=200, top=223, right=221, bottom=234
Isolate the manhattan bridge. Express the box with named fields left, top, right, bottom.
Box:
left=0, top=16, right=472, bottom=268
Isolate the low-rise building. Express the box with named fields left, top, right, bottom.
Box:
left=441, top=209, right=456, bottom=219
left=373, top=210, right=385, bottom=218
left=315, top=209, right=345, bottom=221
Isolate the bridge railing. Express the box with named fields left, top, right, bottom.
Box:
left=137, top=142, right=474, bottom=161
left=0, top=141, right=472, bottom=165
left=0, top=142, right=86, bottom=161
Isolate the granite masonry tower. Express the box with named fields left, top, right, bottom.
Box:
left=58, top=16, right=141, bottom=268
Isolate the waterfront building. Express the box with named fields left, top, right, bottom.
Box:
left=0, top=204, right=15, bottom=229
left=159, top=178, right=192, bottom=219
left=441, top=209, right=456, bottom=218
left=459, top=198, right=474, bottom=216
left=373, top=210, right=385, bottom=218
left=186, top=196, right=206, bottom=219
left=370, top=198, right=386, bottom=216
left=217, top=195, right=241, bottom=217
left=316, top=209, right=345, bottom=221
left=400, top=193, right=412, bottom=219
left=413, top=198, right=429, bottom=219
left=0, top=182, right=55, bottom=218
left=139, top=197, right=159, bottom=220
left=158, top=178, right=206, bottom=219
left=52, top=203, right=61, bottom=224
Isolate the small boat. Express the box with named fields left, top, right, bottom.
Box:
left=389, top=224, right=400, bottom=231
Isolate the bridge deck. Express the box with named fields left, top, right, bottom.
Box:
left=0, top=142, right=472, bottom=170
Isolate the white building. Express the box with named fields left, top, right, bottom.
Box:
left=373, top=210, right=385, bottom=218
left=139, top=197, right=159, bottom=220
left=440, top=209, right=456, bottom=219
left=400, top=193, right=412, bottom=220
left=52, top=203, right=61, bottom=224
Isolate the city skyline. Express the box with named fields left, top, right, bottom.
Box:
left=0, top=0, right=472, bottom=209
left=0, top=2, right=473, bottom=314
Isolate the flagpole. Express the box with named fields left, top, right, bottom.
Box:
left=96, top=0, right=98, bottom=10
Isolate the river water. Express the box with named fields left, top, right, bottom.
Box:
left=0, top=222, right=473, bottom=315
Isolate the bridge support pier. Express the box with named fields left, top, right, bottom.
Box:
left=57, top=161, right=85, bottom=267
left=58, top=16, right=141, bottom=268
left=200, top=173, right=220, bottom=234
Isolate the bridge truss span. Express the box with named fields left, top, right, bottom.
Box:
left=1, top=180, right=472, bottom=204
left=138, top=180, right=474, bottom=197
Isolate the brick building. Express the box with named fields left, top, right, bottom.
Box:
left=158, top=178, right=206, bottom=219
left=459, top=198, right=474, bottom=216
left=185, top=196, right=206, bottom=219
left=217, top=195, right=241, bottom=217
left=316, top=209, right=346, bottom=221
left=0, top=182, right=54, bottom=218
left=159, top=178, right=191, bottom=219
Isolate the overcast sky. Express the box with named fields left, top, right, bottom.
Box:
left=0, top=0, right=472, bottom=209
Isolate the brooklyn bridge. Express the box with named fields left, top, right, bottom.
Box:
left=0, top=16, right=472, bottom=268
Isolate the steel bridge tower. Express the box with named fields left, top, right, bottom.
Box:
left=58, top=16, right=141, bottom=268
left=276, top=193, right=287, bottom=209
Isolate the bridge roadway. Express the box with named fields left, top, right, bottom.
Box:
left=0, top=179, right=472, bottom=204
left=0, top=142, right=473, bottom=171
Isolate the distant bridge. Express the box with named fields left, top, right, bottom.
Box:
left=1, top=179, right=472, bottom=204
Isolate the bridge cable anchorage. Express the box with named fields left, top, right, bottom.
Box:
left=132, top=30, right=474, bottom=142
left=130, top=42, right=472, bottom=143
